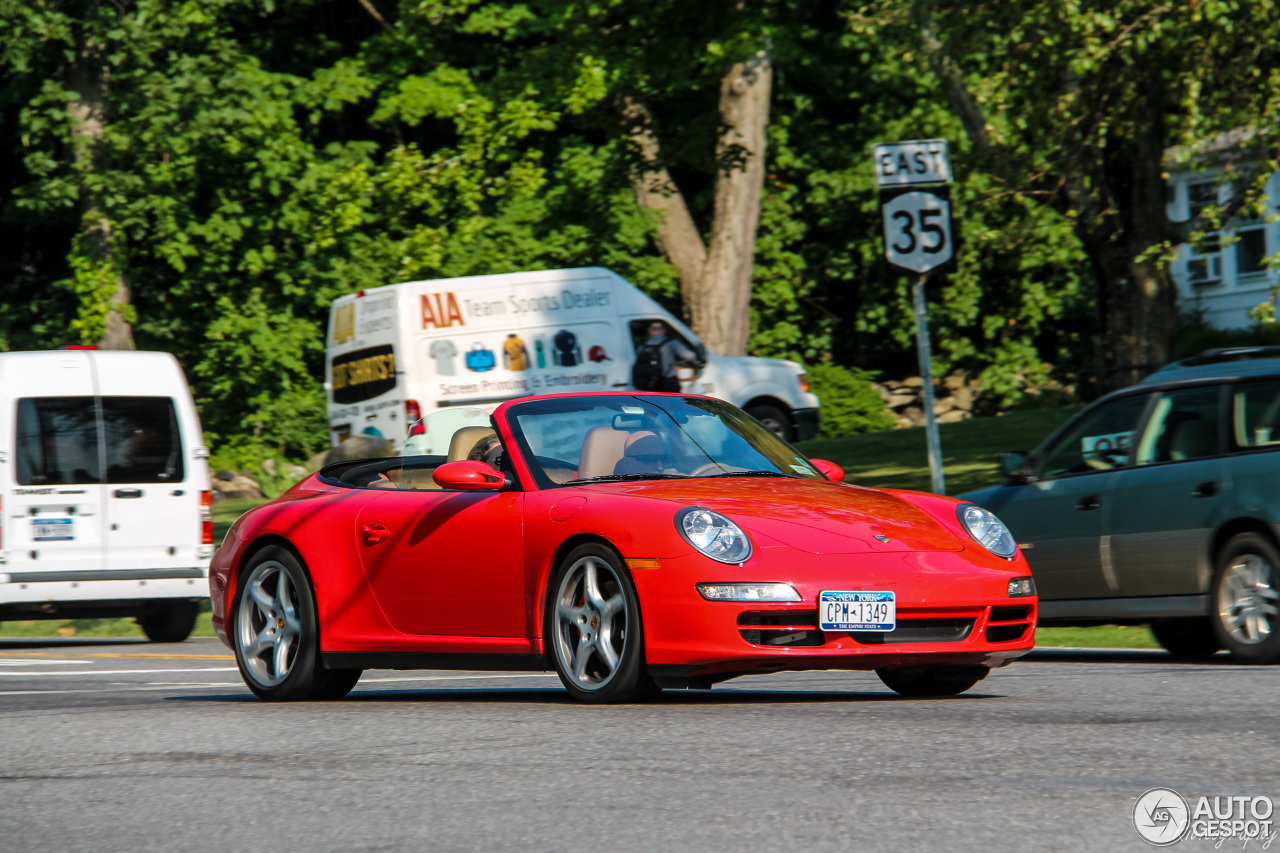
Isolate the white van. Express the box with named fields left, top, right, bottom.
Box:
left=326, top=267, right=820, bottom=449
left=0, top=350, right=213, bottom=642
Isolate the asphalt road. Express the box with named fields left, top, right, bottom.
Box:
left=0, top=638, right=1275, bottom=853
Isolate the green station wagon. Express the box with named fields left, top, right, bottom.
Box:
left=962, top=348, right=1280, bottom=664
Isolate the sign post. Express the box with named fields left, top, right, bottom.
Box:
left=873, top=139, right=954, bottom=495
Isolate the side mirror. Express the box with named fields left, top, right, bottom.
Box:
left=433, top=460, right=506, bottom=490
left=809, top=458, right=845, bottom=482
left=999, top=451, right=1029, bottom=479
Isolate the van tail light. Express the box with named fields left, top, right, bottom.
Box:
left=201, top=491, right=213, bottom=545
left=797, top=373, right=810, bottom=393
left=406, top=399, right=426, bottom=436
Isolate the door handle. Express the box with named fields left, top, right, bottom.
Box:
left=1192, top=481, right=1219, bottom=498
left=361, top=522, right=389, bottom=545
left=1075, top=495, right=1101, bottom=511
left=113, top=488, right=143, bottom=499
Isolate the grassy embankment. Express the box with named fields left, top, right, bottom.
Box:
left=1, top=414, right=1160, bottom=648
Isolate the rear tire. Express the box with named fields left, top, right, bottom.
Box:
left=1211, top=533, right=1280, bottom=664
left=1150, top=617, right=1221, bottom=657
left=232, top=545, right=362, bottom=700
left=876, top=665, right=988, bottom=697
left=547, top=543, right=658, bottom=703
left=138, top=600, right=199, bottom=643
left=746, top=404, right=792, bottom=442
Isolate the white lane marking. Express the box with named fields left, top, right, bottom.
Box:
left=0, top=667, right=238, bottom=676
left=0, top=659, right=91, bottom=667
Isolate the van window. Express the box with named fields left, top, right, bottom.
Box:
left=15, top=397, right=101, bottom=485
left=1231, top=381, right=1280, bottom=449
left=102, top=397, right=185, bottom=483
left=1134, top=387, right=1222, bottom=464
left=1039, top=393, right=1149, bottom=478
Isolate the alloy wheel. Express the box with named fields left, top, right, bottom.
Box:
left=553, top=555, right=628, bottom=691
left=1217, top=553, right=1279, bottom=645
left=236, top=560, right=302, bottom=687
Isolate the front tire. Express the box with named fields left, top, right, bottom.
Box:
left=137, top=600, right=199, bottom=643
left=1211, top=533, right=1280, bottom=664
left=232, top=545, right=362, bottom=700
left=876, top=665, right=989, bottom=697
left=547, top=544, right=657, bottom=703
left=746, top=404, right=792, bottom=441
left=1150, top=617, right=1222, bottom=657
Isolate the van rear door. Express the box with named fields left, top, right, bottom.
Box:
left=98, top=360, right=198, bottom=572
left=6, top=354, right=108, bottom=578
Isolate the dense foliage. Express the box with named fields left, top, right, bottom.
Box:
left=0, top=1, right=1272, bottom=457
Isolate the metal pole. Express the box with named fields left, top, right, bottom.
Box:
left=912, top=276, right=946, bottom=495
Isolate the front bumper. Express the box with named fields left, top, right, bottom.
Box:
left=632, top=548, right=1036, bottom=678
left=793, top=407, right=820, bottom=442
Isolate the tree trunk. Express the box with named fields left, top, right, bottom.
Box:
left=68, top=59, right=134, bottom=350
left=622, top=52, right=772, bottom=356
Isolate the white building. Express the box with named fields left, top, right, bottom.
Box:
left=1167, top=148, right=1278, bottom=328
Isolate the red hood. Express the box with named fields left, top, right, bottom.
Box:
left=576, top=478, right=965, bottom=554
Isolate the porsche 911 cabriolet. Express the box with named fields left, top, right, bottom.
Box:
left=210, top=392, right=1037, bottom=703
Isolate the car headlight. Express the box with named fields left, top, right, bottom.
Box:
left=676, top=507, right=753, bottom=564
left=1007, top=577, right=1036, bottom=597
left=957, top=503, right=1017, bottom=559
left=696, top=583, right=801, bottom=602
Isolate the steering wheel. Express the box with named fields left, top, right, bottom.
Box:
left=689, top=463, right=749, bottom=477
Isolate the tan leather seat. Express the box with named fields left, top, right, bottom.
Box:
left=447, top=426, right=497, bottom=462
left=578, top=427, right=629, bottom=480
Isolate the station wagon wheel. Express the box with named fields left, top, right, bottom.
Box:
left=233, top=545, right=362, bottom=701
left=876, top=665, right=989, bottom=697
left=1211, top=533, right=1280, bottom=665
left=548, top=544, right=658, bottom=703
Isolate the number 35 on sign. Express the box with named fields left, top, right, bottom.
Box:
left=879, top=186, right=955, bottom=276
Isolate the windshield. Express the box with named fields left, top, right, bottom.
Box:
left=505, top=395, right=823, bottom=488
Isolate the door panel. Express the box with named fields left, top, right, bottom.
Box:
left=1107, top=386, right=1224, bottom=597
left=8, top=394, right=107, bottom=577
left=357, top=488, right=525, bottom=636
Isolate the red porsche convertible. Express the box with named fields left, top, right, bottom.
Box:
left=211, top=392, right=1037, bottom=703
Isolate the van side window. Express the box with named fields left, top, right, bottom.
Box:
left=1038, top=393, right=1149, bottom=478
left=102, top=397, right=185, bottom=483
left=15, top=397, right=102, bottom=485
left=1133, top=387, right=1222, bottom=465
left=1231, top=381, right=1280, bottom=449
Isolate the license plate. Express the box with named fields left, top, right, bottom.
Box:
left=32, top=518, right=74, bottom=541
left=819, top=591, right=895, bottom=631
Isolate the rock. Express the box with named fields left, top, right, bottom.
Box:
left=283, top=463, right=307, bottom=481
left=937, top=409, right=969, bottom=424
left=950, top=385, right=974, bottom=411
left=894, top=416, right=915, bottom=429
left=210, top=470, right=263, bottom=501
left=933, top=397, right=956, bottom=415
left=900, top=406, right=926, bottom=427
left=872, top=383, right=891, bottom=402
left=261, top=458, right=277, bottom=476
left=323, top=435, right=396, bottom=466
left=887, top=392, right=917, bottom=409
left=884, top=380, right=903, bottom=390
left=214, top=469, right=236, bottom=482
left=943, top=373, right=967, bottom=391
left=902, top=376, right=924, bottom=388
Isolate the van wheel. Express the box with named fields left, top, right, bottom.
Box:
left=1211, top=533, right=1280, bottom=664
left=233, top=545, right=361, bottom=700
left=137, top=600, right=199, bottom=643
left=747, top=404, right=791, bottom=441
left=1150, top=617, right=1222, bottom=657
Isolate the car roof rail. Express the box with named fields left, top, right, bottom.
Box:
left=1160, top=346, right=1280, bottom=370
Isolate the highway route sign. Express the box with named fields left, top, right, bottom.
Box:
left=879, top=186, right=954, bottom=276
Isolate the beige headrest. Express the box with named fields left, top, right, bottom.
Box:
left=447, top=426, right=497, bottom=462
left=578, top=426, right=629, bottom=480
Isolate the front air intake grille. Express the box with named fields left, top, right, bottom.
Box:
left=990, top=606, right=1031, bottom=623
left=986, top=624, right=1030, bottom=643
left=738, top=610, right=825, bottom=647
left=851, top=618, right=975, bottom=645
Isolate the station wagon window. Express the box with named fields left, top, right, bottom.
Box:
left=102, top=397, right=184, bottom=483
left=1039, top=394, right=1149, bottom=478
left=15, top=397, right=101, bottom=485
left=1230, top=381, right=1280, bottom=449
left=1133, top=387, right=1222, bottom=465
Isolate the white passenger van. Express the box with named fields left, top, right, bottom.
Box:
left=0, top=350, right=213, bottom=642
left=326, top=267, right=820, bottom=449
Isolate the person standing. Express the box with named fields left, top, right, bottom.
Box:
left=631, top=320, right=700, bottom=392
